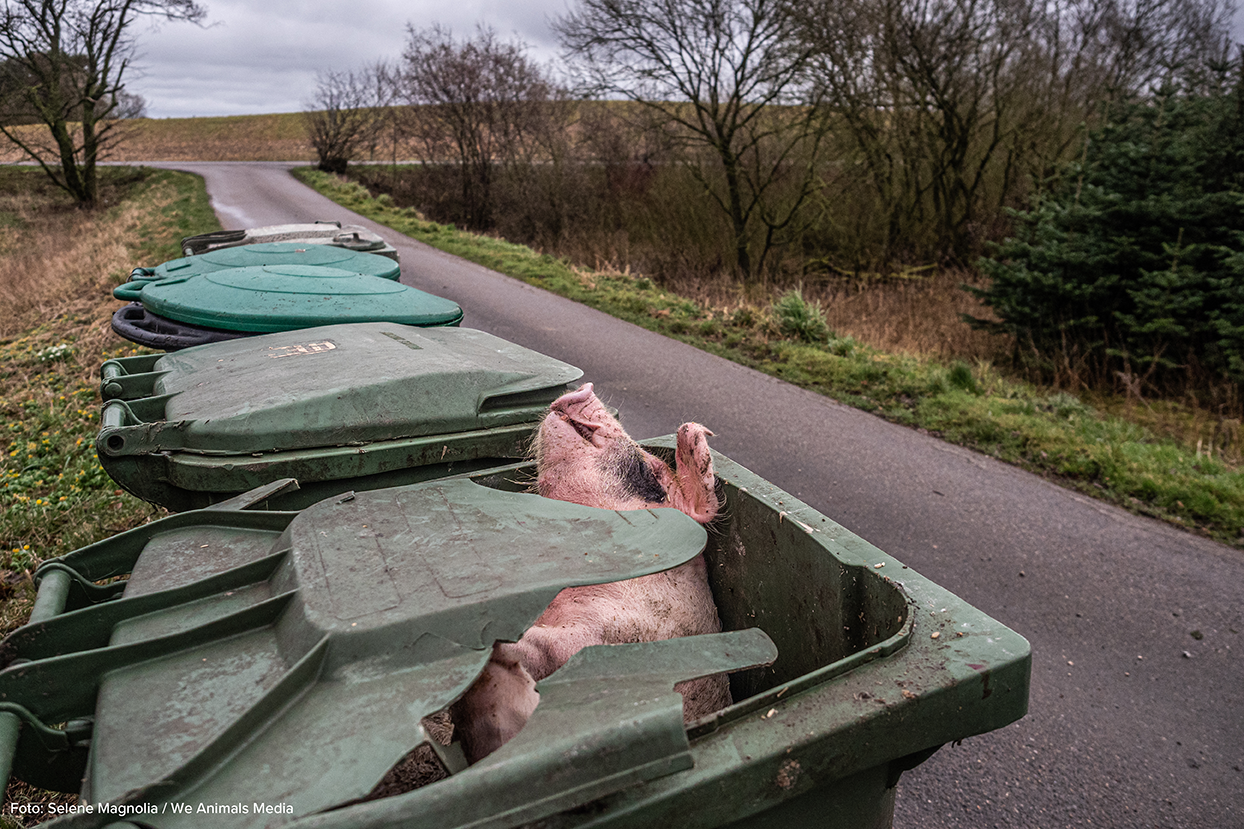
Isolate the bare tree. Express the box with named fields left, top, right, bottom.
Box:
left=791, top=0, right=1235, bottom=264
left=554, top=0, right=830, bottom=282
left=112, top=86, right=144, bottom=118
left=400, top=24, right=556, bottom=229
left=801, top=0, right=1052, bottom=262
left=303, top=61, right=395, bottom=174
left=0, top=0, right=206, bottom=206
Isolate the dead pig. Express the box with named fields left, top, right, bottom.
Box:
left=452, top=382, right=729, bottom=762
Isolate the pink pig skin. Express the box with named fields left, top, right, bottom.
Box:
left=452, top=383, right=729, bottom=762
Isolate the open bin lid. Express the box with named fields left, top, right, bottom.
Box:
left=95, top=324, right=583, bottom=509
left=4, top=442, right=1030, bottom=828
left=118, top=243, right=402, bottom=302
left=112, top=265, right=462, bottom=333
left=3, top=479, right=774, bottom=825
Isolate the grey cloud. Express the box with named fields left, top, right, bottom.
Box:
left=130, top=0, right=564, bottom=118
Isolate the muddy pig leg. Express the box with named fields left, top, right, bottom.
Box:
left=451, top=644, right=538, bottom=763
left=453, top=619, right=605, bottom=762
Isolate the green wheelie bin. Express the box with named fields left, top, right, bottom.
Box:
left=96, top=323, right=581, bottom=510
left=0, top=440, right=1030, bottom=828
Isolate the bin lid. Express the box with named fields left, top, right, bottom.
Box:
left=7, top=479, right=775, bottom=824
left=131, top=242, right=401, bottom=287
left=118, top=265, right=462, bottom=332
left=97, top=324, right=583, bottom=457
left=181, top=223, right=394, bottom=258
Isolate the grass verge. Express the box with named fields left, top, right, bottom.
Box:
left=294, top=166, right=1244, bottom=548
left=0, top=166, right=220, bottom=823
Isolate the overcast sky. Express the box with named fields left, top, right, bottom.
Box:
left=135, top=0, right=1244, bottom=120
left=132, top=0, right=568, bottom=119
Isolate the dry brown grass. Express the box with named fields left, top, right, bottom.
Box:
left=0, top=202, right=133, bottom=342
left=0, top=112, right=321, bottom=163
left=662, top=267, right=1009, bottom=366
left=0, top=171, right=198, bottom=825
left=810, top=270, right=1007, bottom=362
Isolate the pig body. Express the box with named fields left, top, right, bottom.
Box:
left=452, top=383, right=728, bottom=762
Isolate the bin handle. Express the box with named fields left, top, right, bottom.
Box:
left=112, top=282, right=146, bottom=301
left=29, top=569, right=71, bottom=624
left=99, top=400, right=130, bottom=432
left=0, top=566, right=78, bottom=801
left=100, top=361, right=126, bottom=383
left=0, top=711, right=18, bottom=806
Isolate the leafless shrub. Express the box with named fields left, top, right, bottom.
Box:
left=303, top=62, right=396, bottom=174
left=787, top=0, right=1236, bottom=266
left=399, top=24, right=560, bottom=230
left=554, top=0, right=831, bottom=283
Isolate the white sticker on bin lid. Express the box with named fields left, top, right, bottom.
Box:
left=267, top=341, right=337, bottom=358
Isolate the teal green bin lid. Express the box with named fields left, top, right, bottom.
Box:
left=114, top=243, right=402, bottom=302
left=118, top=265, right=462, bottom=332
left=152, top=242, right=401, bottom=280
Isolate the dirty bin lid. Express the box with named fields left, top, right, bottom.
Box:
left=133, top=242, right=401, bottom=285
left=4, top=479, right=781, bottom=824
left=121, top=265, right=462, bottom=332
left=181, top=222, right=394, bottom=258
left=98, top=323, right=582, bottom=456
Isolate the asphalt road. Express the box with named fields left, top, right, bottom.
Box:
left=153, top=161, right=1243, bottom=828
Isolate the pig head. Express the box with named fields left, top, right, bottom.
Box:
left=451, top=383, right=729, bottom=762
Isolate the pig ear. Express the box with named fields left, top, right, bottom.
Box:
left=669, top=423, right=718, bottom=523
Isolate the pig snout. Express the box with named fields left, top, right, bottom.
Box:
left=452, top=384, right=728, bottom=763
left=553, top=380, right=596, bottom=410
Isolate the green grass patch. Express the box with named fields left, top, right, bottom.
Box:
left=297, top=166, right=1244, bottom=547
left=0, top=167, right=221, bottom=639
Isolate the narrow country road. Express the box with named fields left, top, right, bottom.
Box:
left=152, top=161, right=1243, bottom=828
